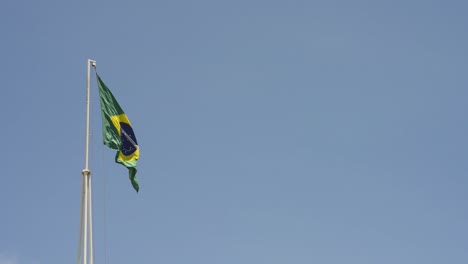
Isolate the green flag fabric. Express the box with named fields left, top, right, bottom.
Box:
left=97, top=73, right=140, bottom=192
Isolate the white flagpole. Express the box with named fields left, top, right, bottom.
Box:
left=79, top=59, right=96, bottom=264
left=88, top=172, right=94, bottom=264
left=77, top=174, right=85, bottom=264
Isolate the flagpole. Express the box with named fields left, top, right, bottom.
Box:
left=88, top=173, right=94, bottom=264
left=79, top=59, right=96, bottom=264
left=85, top=59, right=94, bottom=171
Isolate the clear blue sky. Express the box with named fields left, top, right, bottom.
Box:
left=1, top=0, right=468, bottom=263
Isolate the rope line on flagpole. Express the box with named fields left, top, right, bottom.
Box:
left=93, top=67, right=110, bottom=264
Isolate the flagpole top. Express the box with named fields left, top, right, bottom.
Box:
left=88, top=59, right=96, bottom=68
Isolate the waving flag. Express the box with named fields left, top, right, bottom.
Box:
left=97, top=74, right=140, bottom=192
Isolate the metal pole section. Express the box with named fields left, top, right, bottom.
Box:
left=88, top=173, right=94, bottom=264
left=88, top=60, right=96, bottom=264
left=77, top=173, right=85, bottom=264
left=79, top=59, right=96, bottom=264
left=87, top=59, right=96, bottom=264
left=85, top=60, right=91, bottom=171
left=83, top=171, right=89, bottom=264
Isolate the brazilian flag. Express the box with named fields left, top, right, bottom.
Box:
left=97, top=74, right=140, bottom=192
